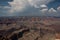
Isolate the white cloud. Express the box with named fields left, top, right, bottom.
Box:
left=40, top=4, right=48, bottom=10
left=8, top=0, right=29, bottom=13
left=40, top=9, right=48, bottom=13
left=56, top=6, right=60, bottom=16
left=57, top=6, right=60, bottom=12
left=1, top=0, right=60, bottom=16
left=48, top=8, right=58, bottom=16
left=48, top=8, right=57, bottom=13
left=8, top=0, right=54, bottom=13
left=28, top=0, right=54, bottom=8
left=40, top=7, right=48, bottom=16
left=40, top=5, right=48, bottom=13
left=39, top=7, right=59, bottom=16
left=41, top=9, right=48, bottom=16
left=40, top=5, right=47, bottom=8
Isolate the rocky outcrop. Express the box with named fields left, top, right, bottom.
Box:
left=0, top=17, right=59, bottom=40
left=0, top=26, right=55, bottom=40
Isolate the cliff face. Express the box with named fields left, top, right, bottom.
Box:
left=0, top=27, right=55, bottom=40
left=0, top=17, right=60, bottom=40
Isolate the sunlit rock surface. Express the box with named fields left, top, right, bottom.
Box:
left=0, top=17, right=60, bottom=40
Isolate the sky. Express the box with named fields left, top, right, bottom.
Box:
left=0, top=0, right=60, bottom=17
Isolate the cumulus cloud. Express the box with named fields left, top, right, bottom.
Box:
left=0, top=0, right=53, bottom=16
left=40, top=5, right=48, bottom=15
left=8, top=0, right=54, bottom=13
left=48, top=8, right=57, bottom=16
left=57, top=6, right=60, bottom=16
left=48, top=8, right=57, bottom=13
left=57, top=6, right=60, bottom=12
left=40, top=9, right=48, bottom=13
left=40, top=5, right=48, bottom=10
left=0, top=0, right=60, bottom=17
left=8, top=0, right=29, bottom=13
left=40, top=8, right=48, bottom=16
left=40, top=5, right=47, bottom=8
left=28, top=0, right=54, bottom=8
left=39, top=6, right=60, bottom=16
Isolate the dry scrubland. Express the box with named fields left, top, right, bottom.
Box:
left=0, top=16, right=60, bottom=40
